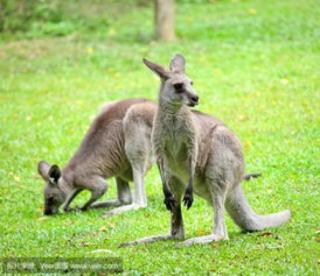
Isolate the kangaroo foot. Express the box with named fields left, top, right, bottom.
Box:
left=177, top=234, right=228, bottom=247
left=102, top=204, right=145, bottom=218
left=119, top=234, right=181, bottom=247
left=90, top=200, right=123, bottom=209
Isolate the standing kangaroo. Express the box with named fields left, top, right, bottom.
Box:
left=38, top=98, right=156, bottom=217
left=121, top=55, right=291, bottom=247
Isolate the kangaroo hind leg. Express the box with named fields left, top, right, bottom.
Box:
left=91, top=177, right=132, bottom=209
left=120, top=176, right=185, bottom=247
left=102, top=158, right=147, bottom=218
left=178, top=177, right=228, bottom=247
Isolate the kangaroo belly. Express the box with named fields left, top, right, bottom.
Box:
left=193, top=177, right=212, bottom=203
left=164, top=143, right=189, bottom=182
left=164, top=151, right=211, bottom=203
left=167, top=162, right=189, bottom=183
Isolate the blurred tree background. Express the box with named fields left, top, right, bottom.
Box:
left=155, top=0, right=176, bottom=41
left=0, top=0, right=180, bottom=39
left=0, top=0, right=115, bottom=36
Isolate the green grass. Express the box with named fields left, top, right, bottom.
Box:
left=0, top=0, right=319, bottom=274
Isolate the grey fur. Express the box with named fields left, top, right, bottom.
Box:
left=38, top=99, right=156, bottom=216
left=121, top=55, right=291, bottom=247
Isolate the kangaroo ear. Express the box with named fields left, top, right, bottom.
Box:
left=38, top=160, right=51, bottom=180
left=48, top=165, right=61, bottom=184
left=170, top=54, right=185, bottom=73
left=143, top=58, right=170, bottom=79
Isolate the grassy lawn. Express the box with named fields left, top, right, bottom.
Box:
left=0, top=0, right=319, bottom=274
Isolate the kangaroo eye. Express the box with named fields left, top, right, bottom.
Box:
left=190, top=81, right=194, bottom=85
left=173, top=82, right=184, bottom=93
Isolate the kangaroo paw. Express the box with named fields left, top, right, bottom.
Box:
left=183, top=191, right=193, bottom=209
left=243, top=173, right=262, bottom=181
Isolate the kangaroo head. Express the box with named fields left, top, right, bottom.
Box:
left=38, top=161, right=66, bottom=215
left=143, top=54, right=199, bottom=107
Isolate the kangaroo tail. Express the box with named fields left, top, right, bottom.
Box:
left=225, top=185, right=291, bottom=231
left=243, top=173, right=262, bottom=181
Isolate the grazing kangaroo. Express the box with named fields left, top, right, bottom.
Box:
left=121, top=55, right=291, bottom=247
left=38, top=98, right=156, bottom=216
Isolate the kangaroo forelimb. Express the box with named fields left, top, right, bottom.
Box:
left=182, top=157, right=195, bottom=209
left=158, top=159, right=176, bottom=212
left=183, top=178, right=193, bottom=209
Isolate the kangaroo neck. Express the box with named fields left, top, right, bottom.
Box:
left=57, top=166, right=75, bottom=192
left=156, top=98, right=196, bottom=140
left=59, top=179, right=73, bottom=196
left=50, top=169, right=74, bottom=204
left=158, top=97, right=190, bottom=117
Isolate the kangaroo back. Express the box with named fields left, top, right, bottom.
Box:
left=65, top=98, right=150, bottom=175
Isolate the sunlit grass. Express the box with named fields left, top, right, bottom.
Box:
left=0, top=0, right=319, bottom=274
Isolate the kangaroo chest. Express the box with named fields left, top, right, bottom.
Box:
left=166, top=122, right=187, bottom=155
left=159, top=117, right=195, bottom=176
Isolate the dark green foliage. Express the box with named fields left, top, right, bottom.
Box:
left=0, top=0, right=61, bottom=32
left=0, top=0, right=111, bottom=37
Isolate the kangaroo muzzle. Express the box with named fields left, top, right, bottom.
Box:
left=43, top=209, right=53, bottom=216
left=187, top=94, right=199, bottom=107
left=43, top=206, right=58, bottom=216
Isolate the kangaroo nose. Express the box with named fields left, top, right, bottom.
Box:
left=191, top=95, right=199, bottom=103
